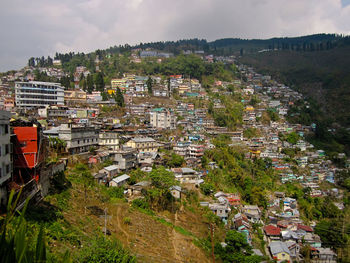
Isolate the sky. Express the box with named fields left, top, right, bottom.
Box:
left=1, top=0, right=350, bottom=72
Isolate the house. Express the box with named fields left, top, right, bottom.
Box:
left=88, top=151, right=110, bottom=165
left=316, top=248, right=337, bottom=262
left=297, top=224, right=313, bottom=233
left=242, top=205, right=261, bottom=223
left=171, top=167, right=202, bottom=184
left=269, top=241, right=291, bottom=263
left=109, top=174, right=130, bottom=187
left=126, top=137, right=159, bottom=153
left=126, top=181, right=151, bottom=197
left=209, top=203, right=231, bottom=220
left=170, top=185, right=182, bottom=199
left=233, top=213, right=251, bottom=229
left=99, top=165, right=119, bottom=179
left=264, top=225, right=281, bottom=241
left=138, top=152, right=160, bottom=166
left=113, top=147, right=137, bottom=171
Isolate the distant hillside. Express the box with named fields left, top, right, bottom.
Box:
left=239, top=44, right=350, bottom=127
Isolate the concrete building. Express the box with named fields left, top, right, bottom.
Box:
left=112, top=147, right=137, bottom=171
left=150, top=108, right=176, bottom=129
left=0, top=110, right=12, bottom=208
left=99, top=131, right=119, bottom=151
left=44, top=123, right=99, bottom=154
left=15, top=81, right=64, bottom=108
left=126, top=137, right=159, bottom=153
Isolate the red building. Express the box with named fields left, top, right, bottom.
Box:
left=11, top=123, right=44, bottom=184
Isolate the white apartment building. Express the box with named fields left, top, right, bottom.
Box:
left=150, top=108, right=176, bottom=129
left=15, top=81, right=64, bottom=108
left=0, top=110, right=12, bottom=207
left=99, top=131, right=119, bottom=151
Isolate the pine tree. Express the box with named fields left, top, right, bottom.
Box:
left=147, top=77, right=153, bottom=95
left=115, top=88, right=124, bottom=107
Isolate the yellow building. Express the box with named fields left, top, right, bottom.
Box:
left=178, top=85, right=190, bottom=94
left=270, top=242, right=291, bottom=263
left=111, top=79, right=127, bottom=90
left=64, top=90, right=87, bottom=104
left=245, top=105, right=255, bottom=111
left=126, top=137, right=159, bottom=152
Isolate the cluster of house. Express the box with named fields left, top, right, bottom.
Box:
left=0, top=54, right=347, bottom=262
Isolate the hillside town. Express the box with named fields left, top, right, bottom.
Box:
left=0, top=50, right=348, bottom=263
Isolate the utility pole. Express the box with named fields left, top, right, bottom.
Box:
left=210, top=223, right=215, bottom=263
left=104, top=208, right=107, bottom=237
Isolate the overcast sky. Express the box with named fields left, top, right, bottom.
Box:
left=1, top=0, right=350, bottom=72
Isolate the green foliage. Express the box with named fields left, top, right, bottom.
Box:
left=215, top=230, right=262, bottom=263
left=267, top=108, right=279, bottom=121
left=76, top=236, right=135, bottom=263
left=114, top=87, right=124, bottom=107
left=315, top=219, right=349, bottom=249
left=243, top=128, right=258, bottom=139
left=149, top=167, right=177, bottom=190
left=123, top=217, right=131, bottom=225
left=94, top=72, right=105, bottom=92
left=285, top=132, right=300, bottom=144
left=131, top=198, right=150, bottom=210
left=200, top=182, right=215, bottom=196
left=146, top=77, right=152, bottom=94
left=0, top=191, right=55, bottom=263
left=165, top=153, right=185, bottom=168
left=105, top=187, right=125, bottom=199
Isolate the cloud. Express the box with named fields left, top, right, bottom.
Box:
left=1, top=0, right=350, bottom=71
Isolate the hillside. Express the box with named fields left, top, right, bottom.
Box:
left=239, top=46, right=350, bottom=126
left=22, top=166, right=218, bottom=263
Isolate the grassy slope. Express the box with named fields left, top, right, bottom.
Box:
left=239, top=46, right=350, bottom=126
left=27, top=169, right=214, bottom=262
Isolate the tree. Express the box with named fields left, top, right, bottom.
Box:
left=146, top=76, right=153, bottom=95
left=149, top=167, right=176, bottom=190
left=28, top=57, right=35, bottom=67
left=95, top=72, right=105, bottom=91
left=216, top=230, right=262, bottom=263
left=87, top=74, right=94, bottom=94
left=165, top=153, right=185, bottom=168
left=115, top=87, right=124, bottom=107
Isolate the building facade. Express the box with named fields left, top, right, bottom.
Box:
left=99, top=131, right=119, bottom=151
left=126, top=137, right=159, bottom=153
left=0, top=110, right=11, bottom=208
left=15, top=81, right=64, bottom=108
left=150, top=108, right=176, bottom=129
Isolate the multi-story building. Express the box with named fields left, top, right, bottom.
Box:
left=126, top=137, right=159, bottom=153
left=44, top=123, right=99, bottom=154
left=38, top=105, right=69, bottom=119
left=15, top=81, right=64, bottom=108
left=99, top=131, right=119, bottom=151
left=150, top=108, right=176, bottom=129
left=64, top=90, right=87, bottom=104
left=112, top=147, right=137, bottom=171
left=0, top=110, right=11, bottom=208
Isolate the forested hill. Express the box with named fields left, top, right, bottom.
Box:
left=239, top=39, right=350, bottom=127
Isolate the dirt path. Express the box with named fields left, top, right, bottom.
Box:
left=169, top=212, right=183, bottom=262
left=115, top=205, right=130, bottom=244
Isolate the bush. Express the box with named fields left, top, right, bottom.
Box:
left=106, top=187, right=124, bottom=199
left=123, top=217, right=131, bottom=225
left=131, top=198, right=149, bottom=209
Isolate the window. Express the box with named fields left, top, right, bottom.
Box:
left=6, top=164, right=10, bottom=174
left=5, top=144, right=9, bottom=155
